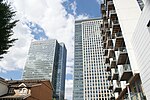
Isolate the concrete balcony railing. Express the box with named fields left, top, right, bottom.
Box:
left=109, top=94, right=115, bottom=100
left=106, top=65, right=111, bottom=72
left=111, top=68, right=119, bottom=80
left=131, top=92, right=147, bottom=100
left=107, top=1, right=114, bottom=12
left=104, top=30, right=111, bottom=40
left=112, top=20, right=119, bottom=26
left=101, top=6, right=106, bottom=11
left=119, top=64, right=133, bottom=81
left=105, top=0, right=112, bottom=4
left=108, top=75, right=111, bottom=80
left=101, top=3, right=106, bottom=14
left=116, top=47, right=128, bottom=65
left=103, top=21, right=109, bottom=29
left=101, top=3, right=105, bottom=9
left=113, top=81, right=121, bottom=93
left=109, top=10, right=117, bottom=19
left=103, top=42, right=106, bottom=49
left=103, top=49, right=108, bottom=56
left=112, top=20, right=120, bottom=38
left=110, top=57, right=116, bottom=68
left=114, top=32, right=124, bottom=50
left=107, top=1, right=113, bottom=5
left=108, top=82, right=113, bottom=90
left=108, top=48, right=114, bottom=58
left=104, top=57, right=110, bottom=64
left=102, top=14, right=107, bottom=20
left=106, top=38, right=113, bottom=49
left=116, top=32, right=122, bottom=37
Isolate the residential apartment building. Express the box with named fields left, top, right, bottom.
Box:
left=101, top=0, right=147, bottom=99
left=22, top=40, right=67, bottom=100
left=131, top=0, right=150, bottom=99
left=73, top=18, right=111, bottom=100
left=0, top=79, right=53, bottom=100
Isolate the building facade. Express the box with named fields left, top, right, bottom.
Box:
left=101, top=0, right=147, bottom=99
left=73, top=18, right=111, bottom=100
left=73, top=20, right=84, bottom=100
left=0, top=80, right=53, bottom=100
left=56, top=43, right=67, bottom=100
left=22, top=40, right=67, bottom=100
left=131, top=0, right=150, bottom=99
left=0, top=77, right=8, bottom=97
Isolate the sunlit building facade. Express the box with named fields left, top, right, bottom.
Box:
left=22, top=39, right=67, bottom=100
left=101, top=0, right=147, bottom=99
left=73, top=18, right=111, bottom=100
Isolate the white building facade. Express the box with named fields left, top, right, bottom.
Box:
left=131, top=0, right=150, bottom=99
left=74, top=18, right=111, bottom=100
left=101, top=0, right=147, bottom=99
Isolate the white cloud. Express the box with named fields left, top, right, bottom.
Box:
left=66, top=66, right=73, bottom=75
left=0, top=19, right=33, bottom=71
left=65, top=79, right=73, bottom=100
left=0, top=0, right=90, bottom=99
left=1, top=0, right=74, bottom=70
left=0, top=0, right=75, bottom=99
left=75, top=14, right=89, bottom=20
left=70, top=1, right=77, bottom=16
left=96, top=0, right=103, bottom=4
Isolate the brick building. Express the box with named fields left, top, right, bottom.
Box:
left=0, top=79, right=53, bottom=100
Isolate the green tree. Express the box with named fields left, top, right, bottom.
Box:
left=0, top=0, right=18, bottom=59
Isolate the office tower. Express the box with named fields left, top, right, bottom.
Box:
left=56, top=43, right=67, bottom=100
left=73, top=18, right=111, bottom=100
left=101, top=0, right=147, bottom=99
left=22, top=39, right=67, bottom=100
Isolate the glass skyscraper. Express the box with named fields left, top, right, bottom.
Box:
left=56, top=43, right=67, bottom=100
left=73, top=18, right=110, bottom=100
left=22, top=39, right=67, bottom=100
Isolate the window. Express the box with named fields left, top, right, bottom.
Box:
left=9, top=88, right=14, bottom=94
left=147, top=20, right=150, bottom=33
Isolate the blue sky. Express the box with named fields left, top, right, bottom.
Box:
left=0, top=0, right=101, bottom=99
left=76, top=0, right=101, bottom=17
left=0, top=0, right=101, bottom=80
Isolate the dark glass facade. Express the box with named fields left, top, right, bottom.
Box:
left=22, top=40, right=67, bottom=100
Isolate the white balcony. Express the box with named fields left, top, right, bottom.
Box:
left=119, top=64, right=133, bottom=81
left=111, top=68, right=119, bottom=80
left=116, top=47, right=128, bottom=65
left=109, top=10, right=117, bottom=20
left=110, top=57, right=116, bottom=68
left=113, top=81, right=122, bottom=93
left=114, top=32, right=124, bottom=50
left=112, top=20, right=121, bottom=38
left=107, top=1, right=114, bottom=11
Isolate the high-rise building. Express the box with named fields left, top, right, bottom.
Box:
left=131, top=0, right=150, bottom=99
left=56, top=43, right=67, bottom=100
left=22, top=39, right=67, bottom=100
left=101, top=0, right=147, bottom=99
left=73, top=18, right=111, bottom=100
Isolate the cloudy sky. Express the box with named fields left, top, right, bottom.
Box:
left=0, top=0, right=101, bottom=99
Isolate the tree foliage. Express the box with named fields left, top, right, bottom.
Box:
left=0, top=0, right=18, bottom=59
